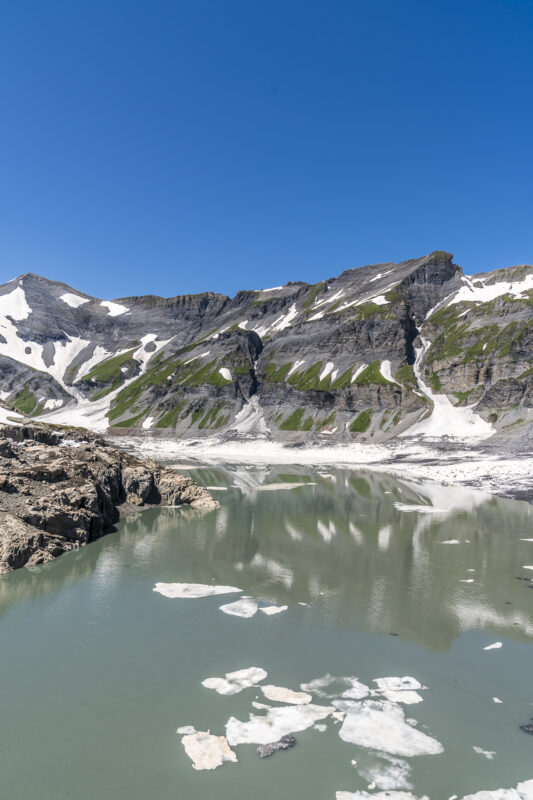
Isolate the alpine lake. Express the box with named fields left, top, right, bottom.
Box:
left=1, top=461, right=532, bottom=799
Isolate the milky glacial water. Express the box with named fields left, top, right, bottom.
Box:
left=0, top=465, right=532, bottom=799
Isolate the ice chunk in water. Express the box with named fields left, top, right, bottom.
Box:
left=181, top=731, right=237, bottom=770
left=338, top=699, right=443, bottom=757
left=226, top=704, right=334, bottom=746
left=202, top=667, right=267, bottom=695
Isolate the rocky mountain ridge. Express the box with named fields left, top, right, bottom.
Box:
left=0, top=251, right=532, bottom=444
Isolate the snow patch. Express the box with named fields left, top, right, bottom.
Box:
left=380, top=360, right=399, bottom=384
left=219, top=367, right=232, bottom=382
left=271, top=303, right=298, bottom=332
left=402, top=338, right=494, bottom=440
left=59, top=292, right=90, bottom=308
left=287, top=360, right=306, bottom=377
left=231, top=395, right=268, bottom=436
left=369, top=268, right=394, bottom=283
left=448, top=272, right=533, bottom=306
left=100, top=300, right=129, bottom=316
left=44, top=398, right=63, bottom=410
left=319, top=361, right=335, bottom=382
left=351, top=364, right=368, bottom=384
left=0, top=286, right=31, bottom=320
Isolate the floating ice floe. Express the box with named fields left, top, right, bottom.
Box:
left=300, top=674, right=369, bottom=700
left=342, top=679, right=371, bottom=700
left=153, top=582, right=242, bottom=599
left=460, top=579, right=474, bottom=583
left=259, top=605, right=288, bottom=615
left=219, top=598, right=258, bottom=618
left=358, top=754, right=412, bottom=791
left=492, top=697, right=503, bottom=704
left=473, top=745, right=496, bottom=760
left=461, top=779, right=533, bottom=799
left=440, top=539, right=462, bottom=544
left=483, top=642, right=502, bottom=651
left=252, top=701, right=271, bottom=711
left=177, top=725, right=197, bottom=735
left=181, top=731, right=237, bottom=771
left=523, top=566, right=533, bottom=571
left=373, top=677, right=422, bottom=693
left=338, top=699, right=443, bottom=757
left=226, top=703, right=335, bottom=746
left=314, top=723, right=327, bottom=732
left=379, top=690, right=423, bottom=705
left=202, top=667, right=267, bottom=696
left=336, top=792, right=427, bottom=800
left=260, top=685, right=312, bottom=705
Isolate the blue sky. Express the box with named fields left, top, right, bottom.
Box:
left=1, top=0, right=532, bottom=299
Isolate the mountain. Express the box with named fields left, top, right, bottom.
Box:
left=0, top=251, right=532, bottom=444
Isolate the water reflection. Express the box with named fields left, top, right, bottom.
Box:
left=1, top=465, right=532, bottom=652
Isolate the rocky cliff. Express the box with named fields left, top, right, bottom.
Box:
left=0, top=424, right=217, bottom=573
left=0, top=251, right=532, bottom=443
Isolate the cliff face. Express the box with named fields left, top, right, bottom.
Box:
left=0, top=251, right=532, bottom=443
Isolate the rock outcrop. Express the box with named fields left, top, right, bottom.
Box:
left=256, top=735, right=296, bottom=758
left=0, top=424, right=217, bottom=573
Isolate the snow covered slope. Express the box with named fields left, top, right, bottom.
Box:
left=0, top=253, right=531, bottom=443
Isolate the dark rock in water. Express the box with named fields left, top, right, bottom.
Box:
left=256, top=735, right=296, bottom=758
left=520, top=724, right=533, bottom=735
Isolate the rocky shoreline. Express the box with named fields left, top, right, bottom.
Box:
left=0, top=423, right=218, bottom=573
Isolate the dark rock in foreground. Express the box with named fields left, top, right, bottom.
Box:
left=256, top=735, right=296, bottom=758
left=0, top=423, right=218, bottom=573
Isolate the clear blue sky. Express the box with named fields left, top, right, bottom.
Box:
left=1, top=0, right=532, bottom=299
